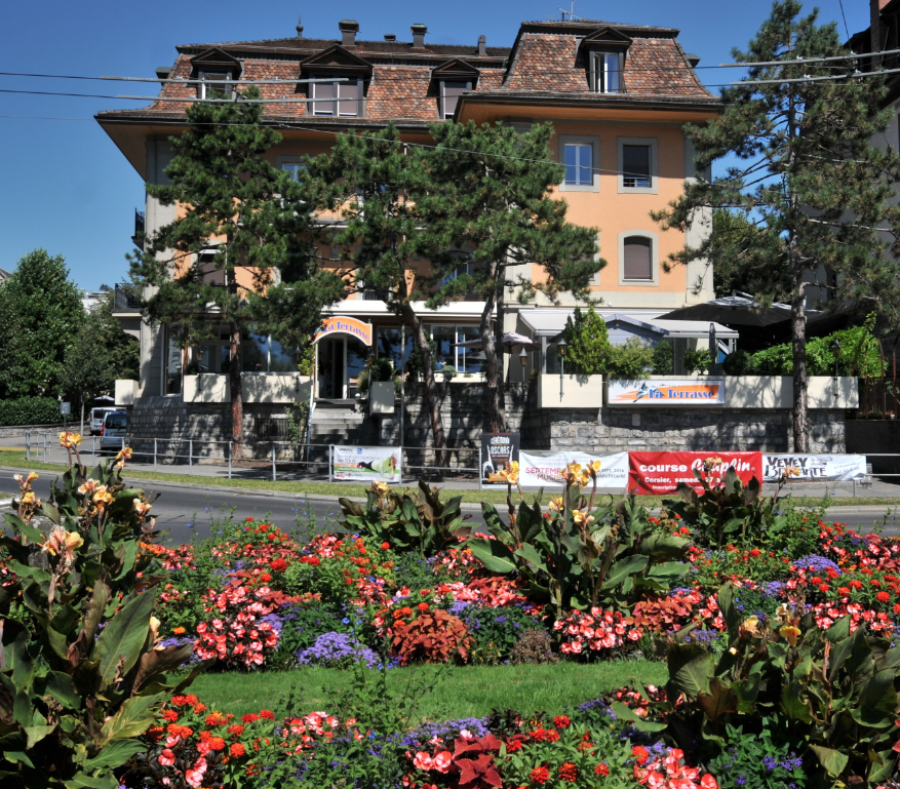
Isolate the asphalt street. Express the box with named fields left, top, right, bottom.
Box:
left=0, top=466, right=897, bottom=545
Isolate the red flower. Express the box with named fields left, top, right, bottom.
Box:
left=849, top=580, right=864, bottom=590
left=230, top=742, right=246, bottom=757
left=877, top=591, right=891, bottom=603
left=163, top=709, right=179, bottom=722
left=632, top=745, right=650, bottom=765
left=417, top=602, right=429, bottom=612
left=260, top=573, right=272, bottom=583
left=259, top=709, right=275, bottom=720
left=158, top=749, right=176, bottom=767
left=245, top=517, right=254, bottom=523
left=818, top=583, right=830, bottom=593
left=529, top=766, right=550, bottom=784
left=595, top=764, right=610, bottom=777
left=558, top=763, right=578, bottom=782
left=546, top=730, right=560, bottom=742
left=381, top=542, right=391, bottom=550
left=553, top=715, right=571, bottom=729
left=269, top=559, right=287, bottom=572
left=749, top=549, right=761, bottom=558
left=242, top=714, right=259, bottom=724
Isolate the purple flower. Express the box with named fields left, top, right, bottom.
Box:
left=296, top=632, right=379, bottom=669
left=796, top=554, right=841, bottom=575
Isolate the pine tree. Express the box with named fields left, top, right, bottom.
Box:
left=421, top=121, right=602, bottom=432
left=0, top=249, right=84, bottom=398
left=653, top=0, right=900, bottom=451
left=129, top=88, right=343, bottom=458
left=562, top=305, right=610, bottom=375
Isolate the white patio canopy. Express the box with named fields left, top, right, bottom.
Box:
left=517, top=309, right=739, bottom=342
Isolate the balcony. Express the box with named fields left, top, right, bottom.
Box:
left=132, top=209, right=145, bottom=249
left=113, top=285, right=142, bottom=314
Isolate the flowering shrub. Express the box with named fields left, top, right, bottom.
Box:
left=392, top=609, right=473, bottom=665
left=194, top=581, right=281, bottom=668
left=462, top=604, right=544, bottom=661
left=634, top=746, right=719, bottom=789
left=627, top=590, right=702, bottom=633
left=296, top=631, right=381, bottom=669
left=553, top=607, right=642, bottom=656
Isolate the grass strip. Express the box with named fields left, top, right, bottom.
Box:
left=187, top=661, right=669, bottom=721
left=2, top=450, right=898, bottom=508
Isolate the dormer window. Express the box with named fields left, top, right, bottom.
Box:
left=299, top=44, right=372, bottom=118
left=579, top=27, right=631, bottom=95
left=590, top=52, right=623, bottom=94
left=198, top=72, right=235, bottom=99
left=431, top=59, right=480, bottom=120
left=311, top=76, right=360, bottom=116
left=441, top=80, right=470, bottom=119
left=190, top=48, right=242, bottom=100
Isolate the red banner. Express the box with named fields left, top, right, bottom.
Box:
left=628, top=452, right=763, bottom=495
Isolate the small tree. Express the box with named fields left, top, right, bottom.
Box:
left=129, top=88, right=342, bottom=459
left=653, top=0, right=900, bottom=451
left=605, top=339, right=654, bottom=379
left=0, top=249, right=84, bottom=399
left=562, top=305, right=610, bottom=375
left=651, top=340, right=674, bottom=375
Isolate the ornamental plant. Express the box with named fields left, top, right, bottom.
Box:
left=469, top=462, right=690, bottom=618
left=391, top=609, right=473, bottom=665
left=339, top=480, right=473, bottom=558
left=0, top=436, right=206, bottom=788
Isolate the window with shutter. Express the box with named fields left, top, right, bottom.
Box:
left=622, top=236, right=652, bottom=281
left=441, top=80, right=470, bottom=119
left=622, top=145, right=651, bottom=188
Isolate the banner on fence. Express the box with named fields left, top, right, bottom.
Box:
left=481, top=432, right=521, bottom=484
left=608, top=379, right=726, bottom=406
left=518, top=451, right=630, bottom=490
left=628, top=451, right=763, bottom=495
left=763, top=454, right=867, bottom=481
left=332, top=445, right=401, bottom=482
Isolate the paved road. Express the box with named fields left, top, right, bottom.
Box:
left=0, top=467, right=897, bottom=545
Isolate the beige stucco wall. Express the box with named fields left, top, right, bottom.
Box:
left=182, top=373, right=312, bottom=404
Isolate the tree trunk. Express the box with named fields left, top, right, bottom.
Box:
left=790, top=288, right=809, bottom=452
left=230, top=323, right=244, bottom=461
left=401, top=304, right=447, bottom=463
left=480, top=276, right=506, bottom=433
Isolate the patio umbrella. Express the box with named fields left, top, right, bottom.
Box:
left=451, top=332, right=535, bottom=353
left=658, top=292, right=819, bottom=328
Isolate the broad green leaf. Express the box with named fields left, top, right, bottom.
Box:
left=810, top=745, right=848, bottom=778
left=781, top=680, right=812, bottom=723
left=698, top=678, right=737, bottom=724
left=602, top=554, right=648, bottom=589
left=91, top=591, right=156, bottom=690
left=646, top=561, right=688, bottom=580
left=3, top=751, right=35, bottom=769
left=45, top=671, right=81, bottom=709
left=609, top=701, right=667, bottom=732
left=825, top=615, right=851, bottom=643
left=101, top=694, right=164, bottom=743
left=513, top=543, right=548, bottom=574
left=63, top=772, right=118, bottom=789
left=467, top=537, right=516, bottom=574
left=667, top=642, right=713, bottom=698
left=81, top=738, right=147, bottom=771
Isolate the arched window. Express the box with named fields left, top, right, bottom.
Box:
left=618, top=231, right=658, bottom=285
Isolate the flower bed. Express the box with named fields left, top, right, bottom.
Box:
left=4, top=443, right=900, bottom=788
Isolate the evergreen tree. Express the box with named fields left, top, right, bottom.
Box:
left=129, top=88, right=343, bottom=458
left=421, top=121, right=602, bottom=431
left=0, top=249, right=84, bottom=398
left=302, top=125, right=448, bottom=454
left=653, top=0, right=900, bottom=451
left=562, top=305, right=610, bottom=375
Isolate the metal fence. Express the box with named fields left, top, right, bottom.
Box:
left=18, top=431, right=900, bottom=497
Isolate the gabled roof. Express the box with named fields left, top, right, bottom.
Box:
left=189, top=47, right=242, bottom=72
left=579, top=27, right=634, bottom=53
left=299, top=44, right=373, bottom=75
left=431, top=58, right=481, bottom=80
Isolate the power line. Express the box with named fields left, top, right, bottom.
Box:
left=837, top=0, right=851, bottom=41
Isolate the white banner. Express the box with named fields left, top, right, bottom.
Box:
left=762, top=454, right=867, bottom=482
left=332, top=445, right=402, bottom=482
left=519, top=451, right=629, bottom=491
left=607, top=379, right=726, bottom=406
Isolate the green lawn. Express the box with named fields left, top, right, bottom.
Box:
left=1, top=449, right=896, bottom=508
left=187, top=661, right=668, bottom=722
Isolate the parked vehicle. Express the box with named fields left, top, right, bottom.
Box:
left=99, top=410, right=128, bottom=454
left=90, top=407, right=118, bottom=436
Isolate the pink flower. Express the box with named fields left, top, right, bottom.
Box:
left=158, top=749, right=176, bottom=767
left=413, top=751, right=434, bottom=771
left=433, top=751, right=453, bottom=773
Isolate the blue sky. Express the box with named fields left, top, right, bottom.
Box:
left=0, top=0, right=873, bottom=289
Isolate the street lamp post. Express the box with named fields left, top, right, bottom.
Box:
left=519, top=346, right=528, bottom=384
left=558, top=338, right=567, bottom=402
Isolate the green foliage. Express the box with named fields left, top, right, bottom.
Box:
left=683, top=348, right=713, bottom=375
left=707, top=721, right=807, bottom=789
left=661, top=586, right=900, bottom=786
left=653, top=0, right=900, bottom=449
left=461, top=605, right=545, bottom=663
left=0, top=397, right=62, bottom=427
left=604, top=338, right=654, bottom=379
left=0, top=249, right=85, bottom=399
left=663, top=465, right=784, bottom=550
left=468, top=480, right=690, bottom=619
left=0, top=450, right=204, bottom=787
left=651, top=341, right=674, bottom=375
left=722, top=349, right=753, bottom=376
left=562, top=305, right=610, bottom=375
left=339, top=480, right=473, bottom=558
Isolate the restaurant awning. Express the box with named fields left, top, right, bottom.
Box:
left=517, top=308, right=739, bottom=341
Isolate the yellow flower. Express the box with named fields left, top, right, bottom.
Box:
left=59, top=431, right=82, bottom=449
left=572, top=509, right=595, bottom=526
left=20, top=490, right=36, bottom=505
left=149, top=615, right=161, bottom=640
left=41, top=527, right=84, bottom=558
left=578, top=471, right=591, bottom=488
left=589, top=460, right=602, bottom=476
left=741, top=616, right=761, bottom=635
left=93, top=486, right=115, bottom=507
left=133, top=499, right=152, bottom=516
left=116, top=447, right=133, bottom=461
left=25, top=471, right=38, bottom=484
left=703, top=457, right=724, bottom=472
left=371, top=481, right=389, bottom=497
left=781, top=467, right=801, bottom=480
left=548, top=497, right=564, bottom=513
left=779, top=625, right=802, bottom=647
left=508, top=461, right=520, bottom=474
left=566, top=462, right=582, bottom=476
left=78, top=479, right=101, bottom=496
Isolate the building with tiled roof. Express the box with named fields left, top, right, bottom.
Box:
left=98, top=15, right=724, bottom=413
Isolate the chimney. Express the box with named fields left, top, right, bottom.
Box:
left=478, top=34, right=487, bottom=56
left=411, top=23, right=427, bottom=49
left=685, top=53, right=701, bottom=68
left=156, top=66, right=172, bottom=81
left=339, top=19, right=359, bottom=47
left=871, top=0, right=890, bottom=66
left=296, top=15, right=304, bottom=38
left=384, top=33, right=396, bottom=42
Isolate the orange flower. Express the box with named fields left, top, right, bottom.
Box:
left=173, top=627, right=186, bottom=635
left=230, top=742, right=247, bottom=757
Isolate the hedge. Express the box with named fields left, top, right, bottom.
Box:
left=0, top=397, right=63, bottom=427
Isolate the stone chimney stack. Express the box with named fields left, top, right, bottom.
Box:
left=871, top=0, right=891, bottom=66
left=478, top=35, right=487, bottom=56
left=411, top=23, right=427, bottom=49
left=339, top=19, right=359, bottom=47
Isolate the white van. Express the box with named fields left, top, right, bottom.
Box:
left=90, top=407, right=118, bottom=435
left=99, top=410, right=128, bottom=453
